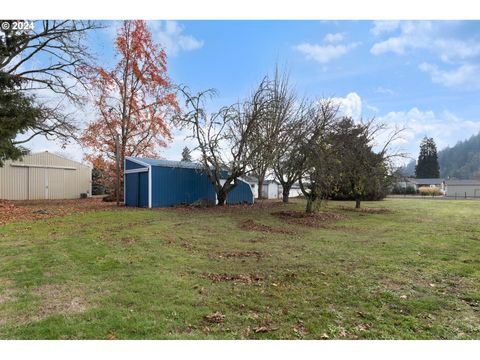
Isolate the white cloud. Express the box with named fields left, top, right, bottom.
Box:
left=370, top=21, right=400, bottom=36
left=332, top=92, right=363, bottom=120
left=149, top=20, right=204, bottom=56
left=370, top=21, right=480, bottom=62
left=370, top=21, right=480, bottom=89
left=436, top=39, right=480, bottom=63
left=295, top=42, right=359, bottom=64
left=377, top=107, right=480, bottom=157
left=324, top=32, right=345, bottom=43
left=419, top=62, right=480, bottom=89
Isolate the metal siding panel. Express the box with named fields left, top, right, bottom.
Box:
left=139, top=172, right=149, bottom=207
left=47, top=168, right=65, bottom=199
left=0, top=163, right=28, bottom=200
left=75, top=166, right=91, bottom=197
left=151, top=166, right=216, bottom=207
left=28, top=167, right=46, bottom=200
left=227, top=179, right=254, bottom=204
left=126, top=159, right=146, bottom=170
left=125, top=173, right=139, bottom=206
left=64, top=170, right=77, bottom=198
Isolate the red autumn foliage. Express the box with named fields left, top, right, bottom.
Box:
left=80, top=20, right=179, bottom=197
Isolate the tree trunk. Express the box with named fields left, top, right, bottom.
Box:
left=257, top=178, right=264, bottom=199
left=306, top=197, right=319, bottom=213
left=355, top=199, right=361, bottom=209
left=217, top=191, right=227, bottom=206
left=282, top=185, right=291, bottom=203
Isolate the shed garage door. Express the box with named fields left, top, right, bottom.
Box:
left=20, top=167, right=75, bottom=200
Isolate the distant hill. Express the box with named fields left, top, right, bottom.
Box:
left=398, top=159, right=416, bottom=177
left=438, top=132, right=480, bottom=179
left=399, top=132, right=480, bottom=179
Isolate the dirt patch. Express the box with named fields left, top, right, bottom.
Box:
left=0, top=198, right=121, bottom=225
left=339, top=206, right=394, bottom=214
left=0, top=288, right=16, bottom=304
left=271, top=211, right=346, bottom=227
left=211, top=251, right=270, bottom=259
left=31, top=284, right=88, bottom=319
left=238, top=219, right=294, bottom=234
left=171, top=199, right=288, bottom=214
left=204, top=312, right=225, bottom=323
left=0, top=278, right=16, bottom=306
left=205, top=272, right=264, bottom=284
left=119, top=237, right=137, bottom=246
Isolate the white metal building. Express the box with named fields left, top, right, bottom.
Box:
left=445, top=180, right=480, bottom=198
left=288, top=183, right=303, bottom=197
left=262, top=180, right=280, bottom=199
left=0, top=152, right=92, bottom=200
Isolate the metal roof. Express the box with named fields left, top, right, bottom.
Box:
left=409, top=178, right=444, bottom=185
left=127, top=157, right=205, bottom=170
left=445, top=180, right=480, bottom=186
left=242, top=175, right=258, bottom=183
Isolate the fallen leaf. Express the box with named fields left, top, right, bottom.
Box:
left=321, top=333, right=330, bottom=339
left=400, top=295, right=407, bottom=299
left=254, top=326, right=269, bottom=333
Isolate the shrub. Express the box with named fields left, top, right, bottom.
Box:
left=390, top=184, right=405, bottom=194
left=405, top=186, right=416, bottom=195
left=418, top=186, right=443, bottom=196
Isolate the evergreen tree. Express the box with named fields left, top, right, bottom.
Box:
left=415, top=137, right=440, bottom=178
left=0, top=74, right=41, bottom=166
left=181, top=146, right=192, bottom=162
left=91, top=167, right=106, bottom=195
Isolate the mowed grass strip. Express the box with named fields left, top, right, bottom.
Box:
left=1, top=198, right=480, bottom=339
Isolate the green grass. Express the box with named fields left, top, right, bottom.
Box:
left=1, top=198, right=480, bottom=339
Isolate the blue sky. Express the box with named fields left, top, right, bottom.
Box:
left=26, top=20, right=480, bottom=164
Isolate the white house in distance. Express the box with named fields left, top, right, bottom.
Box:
left=396, top=178, right=446, bottom=193
left=445, top=180, right=480, bottom=198
left=411, top=178, right=446, bottom=193
left=0, top=151, right=92, bottom=201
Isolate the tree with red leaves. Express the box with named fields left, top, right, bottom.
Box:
left=81, top=20, right=179, bottom=198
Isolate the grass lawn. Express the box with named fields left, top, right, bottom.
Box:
left=1, top=198, right=479, bottom=339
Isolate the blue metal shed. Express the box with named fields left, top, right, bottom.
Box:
left=124, top=157, right=254, bottom=208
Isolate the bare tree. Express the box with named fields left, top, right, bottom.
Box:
left=181, top=146, right=192, bottom=162
left=1, top=20, right=99, bottom=147
left=247, top=67, right=297, bottom=198
left=273, top=101, right=310, bottom=203
left=297, top=99, right=339, bottom=213
left=175, top=81, right=270, bottom=205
